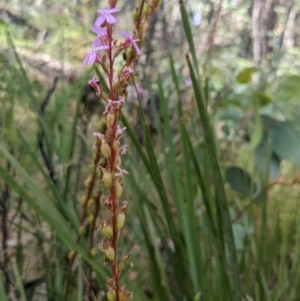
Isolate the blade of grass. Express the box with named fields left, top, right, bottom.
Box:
left=186, top=55, right=241, bottom=301
left=130, top=75, right=195, bottom=298
left=18, top=131, right=79, bottom=228
left=12, top=262, right=28, bottom=301
left=130, top=76, right=178, bottom=241
left=157, top=75, right=203, bottom=296
left=77, top=263, right=83, bottom=301
left=179, top=1, right=199, bottom=76
left=0, top=149, right=105, bottom=277
left=0, top=269, right=8, bottom=301
left=7, top=32, right=56, bottom=165
left=63, top=85, right=83, bottom=202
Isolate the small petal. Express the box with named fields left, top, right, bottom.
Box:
left=82, top=54, right=90, bottom=66
left=95, top=16, right=105, bottom=26
left=97, top=8, right=120, bottom=14
left=105, top=14, right=116, bottom=24
left=92, top=25, right=102, bottom=35
left=94, top=45, right=109, bottom=51
left=92, top=37, right=101, bottom=48
left=132, top=40, right=141, bottom=55
left=88, top=52, right=96, bottom=64
left=119, top=31, right=131, bottom=39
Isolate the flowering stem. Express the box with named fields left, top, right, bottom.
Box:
left=79, top=2, right=161, bottom=300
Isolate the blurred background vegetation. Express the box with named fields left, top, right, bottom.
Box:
left=1, top=0, right=300, bottom=300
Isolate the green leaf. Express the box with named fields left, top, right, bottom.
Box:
left=236, top=67, right=259, bottom=84
left=278, top=75, right=300, bottom=101
left=225, top=167, right=255, bottom=197
left=270, top=120, right=300, bottom=167
left=254, top=91, right=272, bottom=106
left=179, top=1, right=199, bottom=75
left=13, top=262, right=28, bottom=301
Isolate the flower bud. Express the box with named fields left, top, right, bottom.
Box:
left=112, top=140, right=120, bottom=151
left=100, top=62, right=109, bottom=74
left=115, top=156, right=121, bottom=167
left=95, top=168, right=101, bottom=178
left=132, top=9, right=139, bottom=22
left=101, top=54, right=107, bottom=64
left=67, top=249, right=76, bottom=261
left=101, top=143, right=112, bottom=158
left=78, top=225, right=85, bottom=236
left=84, top=176, right=91, bottom=188
left=106, top=113, right=115, bottom=128
left=116, top=182, right=123, bottom=198
left=87, top=199, right=94, bottom=209
left=80, top=196, right=86, bottom=207
left=143, top=2, right=150, bottom=15
left=90, top=248, right=97, bottom=257
left=101, top=224, right=113, bottom=239
left=88, top=214, right=94, bottom=224
left=117, top=212, right=125, bottom=229
left=102, top=172, right=112, bottom=188
left=107, top=290, right=116, bottom=301
left=104, top=246, right=115, bottom=260
left=89, top=162, right=95, bottom=171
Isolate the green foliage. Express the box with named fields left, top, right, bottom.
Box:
left=236, top=67, right=259, bottom=84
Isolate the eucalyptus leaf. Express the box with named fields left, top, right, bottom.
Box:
left=225, top=166, right=255, bottom=197
left=236, top=67, right=259, bottom=84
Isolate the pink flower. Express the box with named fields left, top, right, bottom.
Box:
left=116, top=125, right=127, bottom=139
left=82, top=45, right=109, bottom=66
left=122, top=66, right=133, bottom=79
left=95, top=8, right=120, bottom=27
left=92, top=26, right=108, bottom=47
left=119, top=31, right=141, bottom=55
left=89, top=76, right=101, bottom=95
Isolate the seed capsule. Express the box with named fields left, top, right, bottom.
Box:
left=101, top=143, right=112, bottom=158
left=87, top=214, right=94, bottom=224
left=116, top=182, right=123, bottom=198
left=80, top=196, right=87, bottom=207
left=143, top=2, right=150, bottom=15
left=103, top=172, right=112, bottom=188
left=90, top=248, right=97, bottom=257
left=78, top=225, right=85, bottom=236
left=132, top=9, right=139, bottom=22
left=101, top=225, right=113, bottom=239
left=115, top=156, right=121, bottom=167
left=87, top=199, right=94, bottom=209
left=84, top=176, right=91, bottom=188
left=117, top=212, right=125, bottom=229
left=106, top=113, right=115, bottom=128
left=112, top=140, right=120, bottom=151
left=104, top=247, right=115, bottom=260
left=67, top=250, right=76, bottom=261
left=107, top=290, right=116, bottom=301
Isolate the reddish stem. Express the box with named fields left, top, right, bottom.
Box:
left=107, top=21, right=120, bottom=301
